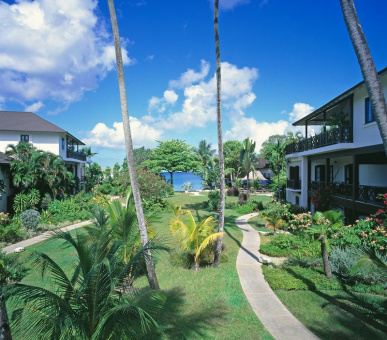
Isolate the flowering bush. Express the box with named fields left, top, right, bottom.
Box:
left=287, top=212, right=312, bottom=233
left=0, top=212, right=10, bottom=226
left=311, top=186, right=332, bottom=212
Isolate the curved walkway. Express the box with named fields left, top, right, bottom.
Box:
left=3, top=220, right=92, bottom=255
left=236, top=213, right=319, bottom=340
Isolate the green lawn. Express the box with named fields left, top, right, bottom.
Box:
left=13, top=193, right=274, bottom=340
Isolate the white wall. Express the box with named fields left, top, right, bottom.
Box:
left=0, top=165, right=9, bottom=213
left=359, top=164, right=387, bottom=187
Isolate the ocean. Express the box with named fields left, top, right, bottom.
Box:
left=161, top=172, right=203, bottom=191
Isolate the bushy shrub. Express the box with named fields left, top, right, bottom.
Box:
left=20, top=209, right=40, bottom=231
left=40, top=193, right=52, bottom=210
left=226, top=187, right=239, bottom=197
left=0, top=212, right=10, bottom=226
left=260, top=234, right=320, bottom=257
left=0, top=219, right=26, bottom=243
left=237, top=199, right=247, bottom=206
left=13, top=189, right=40, bottom=213
left=166, top=185, right=175, bottom=196
left=239, top=192, right=250, bottom=201
left=206, top=190, right=220, bottom=211
left=47, top=193, right=93, bottom=223
left=285, top=256, right=323, bottom=269
left=97, top=183, right=113, bottom=195
left=236, top=200, right=264, bottom=214
left=225, top=201, right=236, bottom=209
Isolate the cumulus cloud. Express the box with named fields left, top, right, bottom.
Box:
left=82, top=118, right=162, bottom=149
left=288, top=102, right=314, bottom=122
left=0, top=0, right=133, bottom=109
left=25, top=101, right=44, bottom=112
left=149, top=60, right=258, bottom=131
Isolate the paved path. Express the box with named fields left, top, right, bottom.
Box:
left=3, top=220, right=92, bottom=255
left=236, top=213, right=319, bottom=340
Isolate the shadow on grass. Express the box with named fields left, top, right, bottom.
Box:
left=284, top=267, right=387, bottom=339
left=141, top=286, right=228, bottom=339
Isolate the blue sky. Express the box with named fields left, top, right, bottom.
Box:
left=1, top=0, right=386, bottom=167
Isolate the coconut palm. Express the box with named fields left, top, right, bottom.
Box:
left=260, top=204, right=286, bottom=235
left=240, top=137, right=256, bottom=191
left=6, top=230, right=166, bottom=339
left=170, top=207, right=224, bottom=271
left=107, top=0, right=160, bottom=289
left=195, top=140, right=216, bottom=166
left=81, top=146, right=98, bottom=166
left=339, top=0, right=387, bottom=156
left=213, top=0, right=226, bottom=268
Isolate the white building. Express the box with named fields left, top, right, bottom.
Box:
left=285, top=68, right=387, bottom=222
left=0, top=111, right=86, bottom=212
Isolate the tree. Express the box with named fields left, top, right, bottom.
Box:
left=169, top=206, right=224, bottom=271
left=213, top=0, right=226, bottom=268
left=239, top=137, right=257, bottom=191
left=199, top=157, right=220, bottom=190
left=6, top=231, right=166, bottom=339
left=85, top=162, right=103, bottom=192
left=107, top=0, right=160, bottom=289
left=223, top=140, right=243, bottom=181
left=143, top=140, right=201, bottom=186
left=81, top=146, right=97, bottom=166
left=195, top=140, right=216, bottom=166
left=339, top=0, right=387, bottom=156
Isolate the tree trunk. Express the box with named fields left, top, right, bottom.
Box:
left=319, top=234, right=332, bottom=279
left=213, top=0, right=225, bottom=268
left=339, top=0, right=387, bottom=156
left=107, top=0, right=159, bottom=290
left=169, top=172, right=174, bottom=187
left=0, top=298, right=12, bottom=340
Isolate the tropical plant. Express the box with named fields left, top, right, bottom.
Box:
left=311, top=186, right=333, bottom=212
left=6, top=231, right=166, bottom=339
left=223, top=140, right=243, bottom=181
left=169, top=207, right=224, bottom=271
left=260, top=202, right=286, bottom=234
left=339, top=0, right=387, bottom=156
left=13, top=189, right=40, bottom=214
left=195, top=140, right=216, bottom=166
left=19, top=209, right=40, bottom=231
left=182, top=182, right=194, bottom=194
left=239, top=137, right=257, bottom=191
left=81, top=146, right=97, bottom=166
left=199, top=157, right=220, bottom=190
left=307, top=210, right=345, bottom=279
left=350, top=245, right=387, bottom=276
left=107, top=0, right=160, bottom=289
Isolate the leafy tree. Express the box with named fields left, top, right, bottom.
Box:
left=199, top=157, right=220, bottom=190
left=169, top=206, right=224, bottom=271
left=144, top=140, right=201, bottom=186
left=6, top=231, right=166, bottom=339
left=339, top=0, right=387, bottom=156
left=85, top=162, right=103, bottom=192
left=107, top=0, right=160, bottom=289
left=81, top=146, right=97, bottom=166
left=223, top=140, right=243, bottom=180
left=195, top=140, right=216, bottom=166
left=240, top=137, right=257, bottom=190
left=136, top=169, right=170, bottom=207
left=133, top=147, right=152, bottom=168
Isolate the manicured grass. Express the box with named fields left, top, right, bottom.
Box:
left=13, top=193, right=274, bottom=340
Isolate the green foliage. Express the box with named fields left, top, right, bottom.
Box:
left=223, top=140, right=243, bottom=180
left=133, top=146, right=152, bottom=168
left=0, top=219, right=26, bottom=243
left=226, top=186, right=239, bottom=196
left=13, top=189, right=40, bottom=213
left=239, top=137, right=257, bottom=189
left=260, top=234, right=320, bottom=257
left=235, top=200, right=263, bottom=214
left=85, top=162, right=103, bottom=191
left=0, top=212, right=10, bottom=226
left=311, top=185, right=333, bottom=212
left=20, top=209, right=40, bottom=231
left=137, top=168, right=170, bottom=209
left=262, top=265, right=342, bottom=291
left=96, top=182, right=113, bottom=195
left=40, top=193, right=52, bottom=210
left=195, top=140, right=216, bottom=166
left=260, top=134, right=287, bottom=178
left=0, top=252, right=28, bottom=284
left=198, top=157, right=220, bottom=190
left=182, top=182, right=194, bottom=193
left=206, top=190, right=220, bottom=211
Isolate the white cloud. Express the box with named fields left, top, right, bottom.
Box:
left=213, top=0, right=250, bottom=10
left=25, top=101, right=44, bottom=112
left=225, top=118, right=289, bottom=153
left=169, top=60, right=210, bottom=89
left=288, top=102, right=314, bottom=122
left=145, top=54, right=154, bottom=61
left=163, top=90, right=178, bottom=105
left=82, top=118, right=162, bottom=149
left=0, top=96, right=5, bottom=110
left=0, top=0, right=133, bottom=108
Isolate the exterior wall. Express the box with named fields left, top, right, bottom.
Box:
left=330, top=156, right=352, bottom=183
left=0, top=165, right=9, bottom=213
left=359, top=164, right=387, bottom=187
left=352, top=76, right=387, bottom=148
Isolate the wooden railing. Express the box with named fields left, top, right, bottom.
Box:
left=286, top=126, right=352, bottom=154
left=67, top=150, right=87, bottom=161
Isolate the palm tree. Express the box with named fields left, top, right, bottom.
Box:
left=239, top=137, right=256, bottom=191
left=213, top=0, right=226, bottom=268
left=81, top=146, right=98, bottom=166
left=6, top=231, right=166, bottom=339
left=339, top=0, right=387, bottom=156
left=170, top=207, right=224, bottom=271
left=107, top=0, right=160, bottom=289
left=195, top=140, right=216, bottom=166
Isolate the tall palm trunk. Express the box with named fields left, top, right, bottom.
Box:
left=107, top=0, right=159, bottom=289
left=319, top=234, right=332, bottom=279
left=339, top=0, right=387, bottom=156
left=213, top=0, right=225, bottom=268
left=0, top=294, right=12, bottom=340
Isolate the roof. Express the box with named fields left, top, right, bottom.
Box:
left=293, top=66, right=387, bottom=126
left=0, top=152, right=11, bottom=165
left=253, top=158, right=269, bottom=169
left=0, top=111, right=84, bottom=145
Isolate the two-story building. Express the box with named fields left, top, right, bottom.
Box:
left=0, top=111, right=87, bottom=212
left=285, top=68, right=387, bottom=223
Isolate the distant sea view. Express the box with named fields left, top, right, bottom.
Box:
left=161, top=172, right=203, bottom=191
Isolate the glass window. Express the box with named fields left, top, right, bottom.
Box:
left=365, top=98, right=375, bottom=124
left=315, top=165, right=325, bottom=182
left=62, top=138, right=65, bottom=150
left=20, top=135, right=29, bottom=143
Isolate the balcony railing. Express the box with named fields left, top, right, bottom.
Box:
left=286, top=126, right=352, bottom=154
left=310, top=181, right=387, bottom=204
left=67, top=150, right=87, bottom=161
left=287, top=179, right=301, bottom=190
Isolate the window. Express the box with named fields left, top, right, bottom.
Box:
left=345, top=164, right=353, bottom=184
left=315, top=165, right=325, bottom=182
left=365, top=98, right=375, bottom=124
left=62, top=138, right=65, bottom=150
left=20, top=135, right=29, bottom=143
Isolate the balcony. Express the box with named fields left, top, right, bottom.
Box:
left=286, top=126, right=352, bottom=155
left=287, top=179, right=301, bottom=190
left=67, top=150, right=87, bottom=161
left=310, top=181, right=387, bottom=205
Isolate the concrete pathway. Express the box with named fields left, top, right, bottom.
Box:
left=236, top=213, right=319, bottom=340
left=3, top=220, right=92, bottom=255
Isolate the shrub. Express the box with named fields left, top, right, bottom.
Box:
left=236, top=200, right=263, bottom=214
left=166, top=185, right=175, bottom=196
left=0, top=220, right=26, bottom=243
left=237, top=199, right=247, bottom=206
left=97, top=183, right=113, bottom=195
left=0, top=212, right=10, bottom=226
left=40, top=193, right=52, bottom=210
left=285, top=256, right=323, bottom=269
left=182, top=182, right=194, bottom=194
left=239, top=192, right=250, bottom=201
left=137, top=169, right=170, bottom=208
left=225, top=201, right=236, bottom=209
left=311, top=186, right=333, bottom=212
left=226, top=187, right=239, bottom=197
left=13, top=189, right=40, bottom=213
left=207, top=190, right=220, bottom=211
left=20, top=209, right=40, bottom=231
